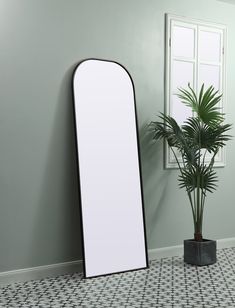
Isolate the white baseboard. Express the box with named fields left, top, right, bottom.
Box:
left=0, top=237, right=235, bottom=287
left=148, top=244, right=183, bottom=260
left=148, top=237, right=235, bottom=261
left=216, top=237, right=235, bottom=249
left=0, top=260, right=83, bottom=287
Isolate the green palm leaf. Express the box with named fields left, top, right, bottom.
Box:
left=182, top=117, right=232, bottom=153
left=150, top=113, right=184, bottom=148
left=177, top=84, right=224, bottom=126
left=178, top=165, right=218, bottom=193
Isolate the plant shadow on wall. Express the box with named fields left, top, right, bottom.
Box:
left=30, top=64, right=83, bottom=266
left=149, top=84, right=232, bottom=266
left=139, top=123, right=171, bottom=244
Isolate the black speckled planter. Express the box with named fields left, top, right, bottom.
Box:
left=184, top=239, right=216, bottom=266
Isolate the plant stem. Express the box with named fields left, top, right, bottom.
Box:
left=196, top=175, right=200, bottom=235
left=195, top=118, right=203, bottom=240
left=171, top=147, right=196, bottom=230
left=208, top=149, right=218, bottom=170
left=200, top=190, right=206, bottom=233
left=199, top=188, right=204, bottom=233
left=203, top=149, right=207, bottom=166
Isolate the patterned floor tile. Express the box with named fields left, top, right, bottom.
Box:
left=1, top=248, right=235, bottom=307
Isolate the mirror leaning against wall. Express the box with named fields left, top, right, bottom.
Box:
left=73, top=59, right=148, bottom=278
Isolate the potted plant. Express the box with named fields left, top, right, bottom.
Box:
left=150, top=84, right=232, bottom=266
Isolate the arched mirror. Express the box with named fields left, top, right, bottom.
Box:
left=73, top=59, right=148, bottom=278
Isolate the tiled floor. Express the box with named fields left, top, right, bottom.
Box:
left=1, top=247, right=235, bottom=307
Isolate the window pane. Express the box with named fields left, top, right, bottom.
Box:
left=172, top=60, right=194, bottom=90
left=199, top=30, right=221, bottom=62
left=171, top=60, right=194, bottom=124
left=171, top=96, right=192, bottom=125
left=199, top=64, right=220, bottom=91
left=172, top=26, right=195, bottom=59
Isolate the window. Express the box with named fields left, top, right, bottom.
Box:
left=165, top=14, right=227, bottom=168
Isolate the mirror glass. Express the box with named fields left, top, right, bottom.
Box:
left=73, top=59, right=148, bottom=278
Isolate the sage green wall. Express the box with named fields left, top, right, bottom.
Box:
left=0, top=0, right=235, bottom=272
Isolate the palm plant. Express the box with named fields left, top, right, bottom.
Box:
left=150, top=84, right=232, bottom=241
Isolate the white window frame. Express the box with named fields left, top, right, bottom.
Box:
left=165, top=14, right=227, bottom=169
